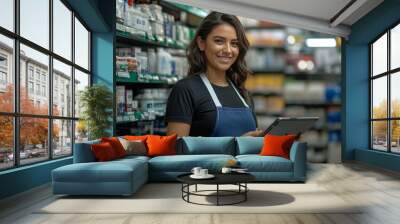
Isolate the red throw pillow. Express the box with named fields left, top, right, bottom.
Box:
left=101, top=137, right=126, bottom=158
left=260, top=134, right=298, bottom=159
left=146, top=134, right=177, bottom=157
left=91, top=142, right=117, bottom=161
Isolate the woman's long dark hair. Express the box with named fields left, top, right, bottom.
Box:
left=187, top=11, right=252, bottom=102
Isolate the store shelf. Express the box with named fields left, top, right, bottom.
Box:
left=161, top=1, right=208, bottom=18
left=250, top=45, right=286, bottom=50
left=250, top=91, right=282, bottom=96
left=251, top=71, right=341, bottom=81
left=255, top=111, right=283, bottom=116
left=116, top=111, right=165, bottom=124
left=251, top=70, right=284, bottom=74
left=284, top=73, right=341, bottom=81
left=285, top=101, right=341, bottom=107
left=116, top=72, right=177, bottom=88
left=116, top=29, right=186, bottom=49
left=245, top=25, right=285, bottom=30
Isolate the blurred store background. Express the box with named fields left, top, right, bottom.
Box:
left=114, top=0, right=342, bottom=163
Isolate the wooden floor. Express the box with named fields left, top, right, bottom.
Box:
left=1, top=162, right=400, bottom=224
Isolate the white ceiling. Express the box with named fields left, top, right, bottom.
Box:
left=168, top=0, right=384, bottom=38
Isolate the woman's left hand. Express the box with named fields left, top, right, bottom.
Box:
left=242, top=129, right=264, bottom=137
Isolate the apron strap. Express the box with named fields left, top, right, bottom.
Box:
left=200, top=73, right=222, bottom=107
left=200, top=73, right=249, bottom=108
left=228, top=79, right=249, bottom=108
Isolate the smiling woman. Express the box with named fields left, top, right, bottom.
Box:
left=165, top=11, right=262, bottom=137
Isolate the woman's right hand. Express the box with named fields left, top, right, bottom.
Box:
left=242, top=129, right=264, bottom=137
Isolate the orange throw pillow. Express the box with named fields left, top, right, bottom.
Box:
left=91, top=142, right=117, bottom=162
left=101, top=137, right=126, bottom=158
left=146, top=134, right=177, bottom=157
left=260, top=134, right=298, bottom=159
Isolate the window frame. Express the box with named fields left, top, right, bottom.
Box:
left=370, top=20, right=400, bottom=154
left=0, top=0, right=92, bottom=171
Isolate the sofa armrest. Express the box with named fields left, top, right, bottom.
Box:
left=73, top=140, right=100, bottom=163
left=289, top=141, right=307, bottom=181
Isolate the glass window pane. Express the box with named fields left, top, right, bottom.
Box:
left=0, top=0, right=14, bottom=31
left=20, top=44, right=49, bottom=115
left=20, top=117, right=49, bottom=165
left=372, top=33, right=387, bottom=76
left=0, top=116, right=14, bottom=170
left=74, top=69, right=89, bottom=118
left=20, top=0, right=49, bottom=49
left=0, top=35, right=14, bottom=113
left=372, top=121, right=388, bottom=151
left=391, top=24, right=400, bottom=70
left=53, top=0, right=72, bottom=60
left=372, top=77, right=387, bottom=119
left=392, top=120, right=400, bottom=153
left=53, top=59, right=72, bottom=117
left=75, top=17, right=89, bottom=70
left=391, top=72, right=400, bottom=118
left=53, top=119, right=72, bottom=158
left=75, top=120, right=88, bottom=143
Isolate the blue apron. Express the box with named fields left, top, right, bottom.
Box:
left=200, top=74, right=257, bottom=137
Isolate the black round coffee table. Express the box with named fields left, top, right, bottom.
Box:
left=177, top=172, right=255, bottom=206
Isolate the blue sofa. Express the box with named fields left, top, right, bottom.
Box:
left=52, top=137, right=307, bottom=196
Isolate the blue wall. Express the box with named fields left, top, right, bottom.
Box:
left=92, top=0, right=116, bottom=136
left=344, top=0, right=400, bottom=171
left=0, top=0, right=115, bottom=200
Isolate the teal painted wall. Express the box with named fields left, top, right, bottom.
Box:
left=92, top=0, right=116, bottom=135
left=344, top=0, right=400, bottom=171
left=0, top=0, right=115, bottom=200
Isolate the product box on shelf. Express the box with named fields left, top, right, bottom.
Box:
left=116, top=85, right=126, bottom=115
left=126, top=89, right=133, bottom=112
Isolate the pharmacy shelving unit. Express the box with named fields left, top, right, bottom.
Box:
left=114, top=1, right=206, bottom=136
left=244, top=25, right=342, bottom=163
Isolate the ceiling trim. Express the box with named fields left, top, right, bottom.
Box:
left=330, top=0, right=368, bottom=27
left=167, top=0, right=351, bottom=37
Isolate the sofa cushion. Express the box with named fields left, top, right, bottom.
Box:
left=148, top=154, right=235, bottom=172
left=115, top=155, right=150, bottom=163
left=236, top=155, right=293, bottom=172
left=178, top=137, right=235, bottom=155
left=52, top=158, right=147, bottom=183
left=235, top=137, right=263, bottom=155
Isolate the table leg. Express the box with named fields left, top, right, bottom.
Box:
left=217, top=184, right=219, bottom=206
left=187, top=184, right=190, bottom=202
left=195, top=184, right=197, bottom=192
left=245, top=183, right=247, bottom=201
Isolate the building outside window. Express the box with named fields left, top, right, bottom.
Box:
left=28, top=66, right=34, bottom=80
left=0, top=71, right=6, bottom=84
left=41, top=85, right=46, bottom=97
left=0, top=0, right=91, bottom=171
left=41, top=73, right=46, bottom=83
left=370, top=23, right=400, bottom=154
left=28, top=81, right=34, bottom=94
left=35, top=70, right=40, bottom=81
left=0, top=54, right=7, bottom=90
